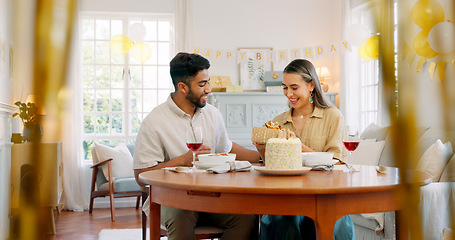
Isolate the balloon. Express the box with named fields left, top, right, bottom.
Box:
left=110, top=35, right=132, bottom=55
left=413, top=30, right=439, bottom=58
left=359, top=44, right=372, bottom=61
left=428, top=21, right=455, bottom=53
left=128, top=23, right=147, bottom=42
left=365, top=35, right=379, bottom=59
left=411, top=0, right=444, bottom=31
left=345, top=24, right=371, bottom=46
left=131, top=42, right=152, bottom=62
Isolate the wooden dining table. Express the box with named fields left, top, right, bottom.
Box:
left=139, top=165, right=432, bottom=240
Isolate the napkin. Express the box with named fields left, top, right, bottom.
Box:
left=206, top=161, right=252, bottom=173
left=304, top=159, right=339, bottom=171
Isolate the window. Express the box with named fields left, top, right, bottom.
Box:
left=345, top=1, right=381, bottom=132
left=80, top=13, right=174, bottom=160
left=346, top=1, right=397, bottom=132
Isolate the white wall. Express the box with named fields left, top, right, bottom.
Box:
left=80, top=0, right=173, bottom=13
left=80, top=0, right=343, bottom=95
left=0, top=0, right=12, bottom=105
left=191, top=0, right=343, bottom=92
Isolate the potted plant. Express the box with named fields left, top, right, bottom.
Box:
left=12, top=101, right=42, bottom=142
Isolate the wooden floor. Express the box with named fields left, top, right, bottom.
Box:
left=49, top=207, right=142, bottom=240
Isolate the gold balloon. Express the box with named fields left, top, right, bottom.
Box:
left=411, top=0, right=444, bottom=31
left=413, top=30, right=439, bottom=59
left=359, top=44, right=372, bottom=61
left=131, top=42, right=152, bottom=62
left=365, top=35, right=379, bottom=59
left=110, top=35, right=132, bottom=55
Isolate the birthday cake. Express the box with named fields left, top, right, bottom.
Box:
left=265, top=137, right=302, bottom=170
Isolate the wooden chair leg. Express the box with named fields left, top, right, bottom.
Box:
left=109, top=192, right=115, bottom=222
left=89, top=196, right=94, bottom=214
left=142, top=191, right=147, bottom=240
left=50, top=207, right=56, bottom=235
left=136, top=196, right=141, bottom=209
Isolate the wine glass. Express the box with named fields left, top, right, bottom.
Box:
left=342, top=126, right=360, bottom=172
left=186, top=125, right=203, bottom=169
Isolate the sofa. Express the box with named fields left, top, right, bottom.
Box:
left=350, top=123, right=455, bottom=240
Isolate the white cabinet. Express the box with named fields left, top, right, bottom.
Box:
left=208, top=92, right=338, bottom=150
left=0, top=103, right=16, bottom=240
left=10, top=142, right=63, bottom=234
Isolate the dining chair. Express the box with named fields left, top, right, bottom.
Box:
left=89, top=147, right=142, bottom=222
left=140, top=185, right=224, bottom=240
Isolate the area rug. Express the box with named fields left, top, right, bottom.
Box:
left=98, top=228, right=168, bottom=240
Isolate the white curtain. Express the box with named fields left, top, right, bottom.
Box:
left=175, top=0, right=192, bottom=53
left=61, top=4, right=90, bottom=211
left=340, top=0, right=362, bottom=128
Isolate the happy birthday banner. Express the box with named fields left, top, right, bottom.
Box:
left=192, top=41, right=352, bottom=64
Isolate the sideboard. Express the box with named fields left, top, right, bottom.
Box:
left=207, top=92, right=338, bottom=150
left=0, top=102, right=16, bottom=240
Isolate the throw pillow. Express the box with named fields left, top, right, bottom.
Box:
left=94, top=142, right=134, bottom=181
left=416, top=125, right=454, bottom=158
left=416, top=139, right=453, bottom=182
left=439, top=154, right=455, bottom=182
left=360, top=123, right=389, bottom=141
left=350, top=140, right=386, bottom=166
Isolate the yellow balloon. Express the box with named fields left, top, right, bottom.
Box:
left=413, top=30, right=439, bottom=58
left=131, top=42, right=152, bottom=63
left=359, top=44, right=372, bottom=61
left=365, top=35, right=379, bottom=59
left=411, top=0, right=444, bottom=31
left=110, top=35, right=132, bottom=55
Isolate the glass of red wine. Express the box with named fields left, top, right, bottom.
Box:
left=342, top=126, right=360, bottom=172
left=186, top=125, right=203, bottom=169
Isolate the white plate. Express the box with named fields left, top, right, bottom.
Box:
left=194, top=161, right=225, bottom=170
left=254, top=166, right=312, bottom=176
left=304, top=159, right=339, bottom=167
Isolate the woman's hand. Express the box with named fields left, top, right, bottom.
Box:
left=253, top=142, right=266, bottom=161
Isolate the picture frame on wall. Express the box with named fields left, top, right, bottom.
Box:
left=238, top=47, right=273, bottom=91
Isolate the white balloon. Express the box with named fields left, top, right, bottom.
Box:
left=128, top=23, right=146, bottom=42
left=428, top=22, right=455, bottom=54
left=345, top=24, right=371, bottom=46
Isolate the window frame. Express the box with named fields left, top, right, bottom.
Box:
left=79, top=12, right=175, bottom=161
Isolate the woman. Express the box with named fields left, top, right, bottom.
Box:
left=255, top=59, right=354, bottom=240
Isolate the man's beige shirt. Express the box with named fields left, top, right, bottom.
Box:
left=273, top=106, right=345, bottom=160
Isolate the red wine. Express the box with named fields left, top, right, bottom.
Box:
left=187, top=143, right=203, bottom=152
left=343, top=141, right=359, bottom=151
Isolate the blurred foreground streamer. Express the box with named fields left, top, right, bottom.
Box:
left=10, top=0, right=76, bottom=239
left=379, top=0, right=455, bottom=239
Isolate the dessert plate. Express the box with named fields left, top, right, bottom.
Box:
left=254, top=166, right=312, bottom=176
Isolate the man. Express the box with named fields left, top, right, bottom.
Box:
left=133, top=52, right=261, bottom=240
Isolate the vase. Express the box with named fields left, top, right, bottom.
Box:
left=22, top=125, right=43, bottom=142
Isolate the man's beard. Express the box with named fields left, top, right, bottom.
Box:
left=186, top=87, right=207, bottom=108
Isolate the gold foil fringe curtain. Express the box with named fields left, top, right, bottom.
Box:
left=380, top=0, right=455, bottom=239
left=11, top=0, right=76, bottom=239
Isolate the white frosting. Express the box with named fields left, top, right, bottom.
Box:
left=265, top=138, right=302, bottom=169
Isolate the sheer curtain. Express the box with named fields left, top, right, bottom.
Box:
left=62, top=5, right=90, bottom=211
left=175, top=0, right=192, bottom=53
left=341, top=0, right=362, bottom=129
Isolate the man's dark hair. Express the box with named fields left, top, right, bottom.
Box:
left=170, top=52, right=210, bottom=89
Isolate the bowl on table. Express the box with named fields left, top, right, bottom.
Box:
left=301, top=152, right=336, bottom=167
